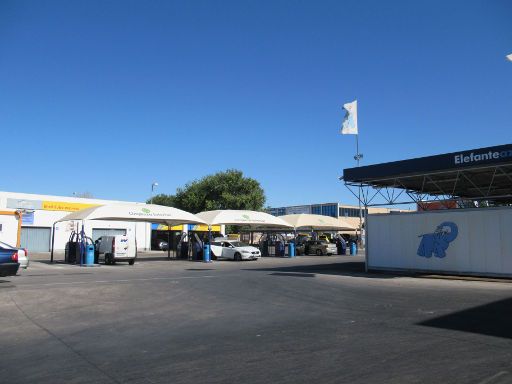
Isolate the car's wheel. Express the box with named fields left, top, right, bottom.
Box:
left=211, top=252, right=217, bottom=261
left=316, top=249, right=323, bottom=256
left=104, top=254, right=111, bottom=265
left=234, top=252, right=242, bottom=261
left=128, top=259, right=135, bottom=265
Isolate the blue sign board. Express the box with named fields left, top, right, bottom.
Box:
left=22, top=212, right=34, bottom=225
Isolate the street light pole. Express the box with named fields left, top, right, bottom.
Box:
left=150, top=182, right=159, bottom=204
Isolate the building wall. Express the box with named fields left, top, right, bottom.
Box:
left=367, top=207, right=512, bottom=277
left=0, top=214, right=18, bottom=246
left=0, top=191, right=152, bottom=251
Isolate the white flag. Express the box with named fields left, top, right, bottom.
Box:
left=341, top=100, right=358, bottom=135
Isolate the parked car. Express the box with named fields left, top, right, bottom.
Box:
left=305, top=240, right=337, bottom=256
left=318, top=234, right=333, bottom=243
left=95, top=235, right=136, bottom=265
left=0, top=243, right=20, bottom=277
left=0, top=241, right=28, bottom=269
left=158, top=241, right=169, bottom=251
left=210, top=239, right=261, bottom=261
left=294, top=242, right=306, bottom=256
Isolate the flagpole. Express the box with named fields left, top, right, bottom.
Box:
left=356, top=133, right=363, bottom=249
left=341, top=99, right=363, bottom=249
left=356, top=134, right=360, bottom=167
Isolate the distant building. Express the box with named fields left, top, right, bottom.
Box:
left=268, top=202, right=410, bottom=231
left=417, top=200, right=458, bottom=211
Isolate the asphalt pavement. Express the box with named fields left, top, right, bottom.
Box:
left=1, top=254, right=512, bottom=384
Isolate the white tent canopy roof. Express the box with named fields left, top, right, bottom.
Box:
left=57, top=203, right=207, bottom=226
left=280, top=214, right=355, bottom=231
left=196, top=210, right=293, bottom=229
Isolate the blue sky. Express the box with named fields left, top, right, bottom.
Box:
left=1, top=0, right=511, bottom=207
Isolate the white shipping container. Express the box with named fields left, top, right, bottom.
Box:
left=366, top=206, right=512, bottom=277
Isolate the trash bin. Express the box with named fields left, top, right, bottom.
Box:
left=288, top=242, right=295, bottom=257
left=85, top=244, right=95, bottom=265
left=350, top=241, right=357, bottom=255
left=203, top=243, right=211, bottom=263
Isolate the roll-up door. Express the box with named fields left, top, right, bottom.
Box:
left=20, top=227, right=51, bottom=252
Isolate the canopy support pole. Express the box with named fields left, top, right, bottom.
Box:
left=204, top=225, right=212, bottom=263
left=134, top=223, right=138, bottom=259
left=50, top=221, right=56, bottom=263
left=364, top=208, right=369, bottom=272
left=167, top=225, right=171, bottom=259
left=80, top=220, right=85, bottom=267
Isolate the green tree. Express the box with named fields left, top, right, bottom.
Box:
left=146, top=169, right=266, bottom=214
left=147, top=193, right=176, bottom=207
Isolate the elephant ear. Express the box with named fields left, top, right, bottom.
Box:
left=439, top=222, right=458, bottom=243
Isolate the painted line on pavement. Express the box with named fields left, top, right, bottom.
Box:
left=15, top=274, right=232, bottom=287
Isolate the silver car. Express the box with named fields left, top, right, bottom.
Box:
left=305, top=240, right=337, bottom=256
left=0, top=241, right=29, bottom=269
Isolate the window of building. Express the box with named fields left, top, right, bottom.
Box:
left=268, top=207, right=286, bottom=216
left=321, top=204, right=337, bottom=217
left=339, top=207, right=366, bottom=218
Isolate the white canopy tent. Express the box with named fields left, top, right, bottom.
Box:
left=280, top=214, right=355, bottom=231
left=57, top=203, right=206, bottom=225
left=51, top=203, right=207, bottom=262
left=196, top=210, right=293, bottom=230
left=196, top=210, right=294, bottom=258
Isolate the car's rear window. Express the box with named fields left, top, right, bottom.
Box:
left=0, top=241, right=15, bottom=249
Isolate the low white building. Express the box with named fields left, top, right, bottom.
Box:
left=0, top=191, right=153, bottom=252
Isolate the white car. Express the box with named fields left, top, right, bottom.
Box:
left=210, top=239, right=261, bottom=261
left=0, top=241, right=29, bottom=269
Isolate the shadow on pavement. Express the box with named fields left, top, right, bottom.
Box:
left=134, top=256, right=174, bottom=262
left=0, top=279, right=15, bottom=288
left=186, top=268, right=215, bottom=271
left=270, top=272, right=315, bottom=278
left=418, top=297, right=512, bottom=339
left=32, top=260, right=67, bottom=265
left=244, top=261, right=398, bottom=279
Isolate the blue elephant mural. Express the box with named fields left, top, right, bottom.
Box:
left=417, top=222, right=458, bottom=258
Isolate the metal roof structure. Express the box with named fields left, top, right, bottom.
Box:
left=342, top=144, right=512, bottom=208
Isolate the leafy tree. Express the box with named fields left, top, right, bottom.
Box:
left=147, top=169, right=266, bottom=214
left=148, top=194, right=176, bottom=206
